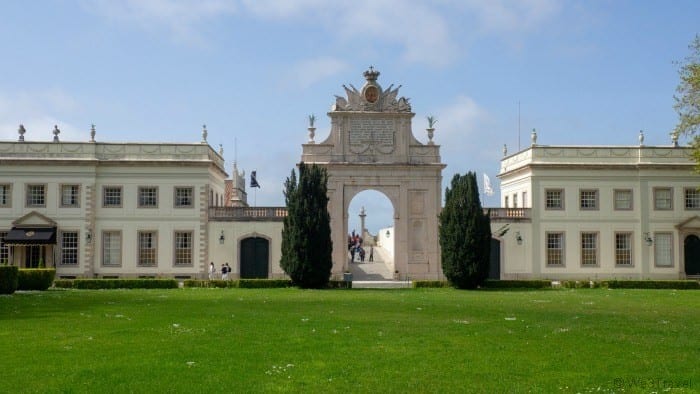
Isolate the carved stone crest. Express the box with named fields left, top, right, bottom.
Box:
left=332, top=67, right=412, bottom=113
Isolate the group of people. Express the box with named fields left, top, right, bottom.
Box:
left=209, top=262, right=232, bottom=280
left=347, top=230, right=373, bottom=263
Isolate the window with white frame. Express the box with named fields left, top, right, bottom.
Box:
left=654, top=233, right=673, bottom=267
left=545, top=189, right=564, bottom=210
left=615, top=232, right=633, bottom=266
left=614, top=189, right=633, bottom=210
left=174, top=187, right=194, bottom=208
left=0, top=184, right=11, bottom=207
left=60, top=184, right=80, bottom=207
left=684, top=188, right=700, bottom=210
left=26, top=184, right=45, bottom=207
left=138, top=186, right=158, bottom=208
left=504, top=196, right=509, bottom=208
left=579, top=189, right=598, bottom=210
left=61, top=231, right=79, bottom=265
left=546, top=232, right=564, bottom=266
left=138, top=231, right=157, bottom=266
left=522, top=191, right=528, bottom=208
left=174, top=231, right=193, bottom=265
left=0, top=231, right=8, bottom=264
left=102, top=231, right=122, bottom=266
left=654, top=188, right=673, bottom=210
left=103, top=186, right=122, bottom=207
left=580, top=232, right=598, bottom=266
left=512, top=194, right=518, bottom=208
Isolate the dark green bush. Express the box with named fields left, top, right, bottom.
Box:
left=53, top=279, right=178, bottom=289
left=17, top=269, right=55, bottom=290
left=0, top=265, right=19, bottom=294
left=183, top=280, right=237, bottom=288
left=483, top=280, right=553, bottom=289
left=413, top=280, right=452, bottom=288
left=53, top=279, right=73, bottom=288
left=603, top=280, right=700, bottom=289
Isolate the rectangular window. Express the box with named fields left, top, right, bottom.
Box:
left=654, top=233, right=673, bottom=267
left=614, top=189, right=633, bottom=210
left=545, top=189, right=564, bottom=210
left=684, top=188, right=700, bottom=210
left=138, top=231, right=157, bottom=266
left=26, top=184, right=45, bottom=207
left=579, top=189, right=598, bottom=210
left=174, top=231, right=193, bottom=265
left=654, top=188, right=673, bottom=210
left=580, top=232, right=598, bottom=266
left=546, top=232, right=564, bottom=266
left=522, top=191, right=527, bottom=208
left=512, top=194, right=518, bottom=208
left=138, top=186, right=158, bottom=208
left=103, top=186, right=122, bottom=207
left=0, top=231, right=8, bottom=264
left=60, top=184, right=80, bottom=207
left=174, top=187, right=194, bottom=208
left=615, top=232, right=633, bottom=266
left=504, top=196, right=509, bottom=208
left=102, top=231, right=122, bottom=266
left=61, top=231, right=79, bottom=265
left=0, top=184, right=11, bottom=207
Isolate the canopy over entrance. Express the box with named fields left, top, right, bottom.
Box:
left=4, top=227, right=57, bottom=245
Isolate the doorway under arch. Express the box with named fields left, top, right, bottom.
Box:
left=240, top=236, right=269, bottom=279
left=347, top=190, right=395, bottom=279
left=684, top=234, right=700, bottom=276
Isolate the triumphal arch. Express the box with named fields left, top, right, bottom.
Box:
left=301, top=68, right=446, bottom=280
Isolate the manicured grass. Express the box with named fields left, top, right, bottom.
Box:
left=1, top=288, right=697, bottom=393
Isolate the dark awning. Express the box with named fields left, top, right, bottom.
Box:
left=3, top=227, right=57, bottom=245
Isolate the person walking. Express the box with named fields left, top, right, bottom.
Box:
left=209, top=262, right=215, bottom=280
left=369, top=246, right=374, bottom=262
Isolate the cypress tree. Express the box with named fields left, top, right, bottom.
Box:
left=280, top=162, right=333, bottom=288
left=439, top=172, right=491, bottom=289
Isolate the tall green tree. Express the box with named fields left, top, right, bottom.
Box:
left=280, top=162, right=333, bottom=288
left=439, top=172, right=491, bottom=289
left=674, top=35, right=700, bottom=169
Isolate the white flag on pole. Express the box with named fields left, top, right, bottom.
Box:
left=483, top=174, right=494, bottom=196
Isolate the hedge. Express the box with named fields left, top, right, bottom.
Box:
left=53, top=279, right=178, bottom=289
left=0, top=265, right=19, bottom=294
left=483, top=280, right=553, bottom=289
left=603, top=280, right=700, bottom=289
left=413, top=280, right=452, bottom=288
left=18, top=269, right=56, bottom=291
left=183, top=279, right=349, bottom=289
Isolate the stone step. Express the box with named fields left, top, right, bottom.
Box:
left=352, top=280, right=412, bottom=289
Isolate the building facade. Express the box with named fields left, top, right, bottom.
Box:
left=492, top=139, right=700, bottom=280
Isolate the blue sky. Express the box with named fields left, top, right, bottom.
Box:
left=1, top=1, right=698, bottom=234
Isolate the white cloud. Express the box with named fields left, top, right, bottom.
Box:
left=461, top=0, right=560, bottom=33
left=84, top=0, right=237, bottom=45
left=428, top=95, right=490, bottom=145
left=0, top=90, right=85, bottom=142
left=243, top=1, right=457, bottom=67
left=288, top=57, right=350, bottom=89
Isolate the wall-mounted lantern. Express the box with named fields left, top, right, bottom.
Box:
left=644, top=232, right=653, bottom=246
left=515, top=231, right=523, bottom=245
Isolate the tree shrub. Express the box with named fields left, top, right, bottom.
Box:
left=17, top=269, right=55, bottom=290
left=280, top=162, right=333, bottom=289
left=483, top=280, right=553, bottom=289
left=413, top=280, right=452, bottom=288
left=0, top=265, right=19, bottom=294
left=439, top=172, right=491, bottom=289
left=603, top=280, right=700, bottom=289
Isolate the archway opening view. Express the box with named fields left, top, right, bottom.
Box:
left=347, top=190, right=395, bottom=281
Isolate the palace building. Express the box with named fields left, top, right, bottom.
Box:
left=1, top=70, right=699, bottom=281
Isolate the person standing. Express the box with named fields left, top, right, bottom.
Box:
left=209, top=262, right=215, bottom=280
left=369, top=247, right=374, bottom=262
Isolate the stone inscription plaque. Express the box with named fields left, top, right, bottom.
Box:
left=349, top=118, right=395, bottom=153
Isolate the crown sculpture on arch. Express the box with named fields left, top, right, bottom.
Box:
left=332, top=66, right=412, bottom=113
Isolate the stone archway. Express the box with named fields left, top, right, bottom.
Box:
left=301, top=68, right=445, bottom=280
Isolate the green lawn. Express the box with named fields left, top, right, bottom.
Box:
left=1, top=288, right=697, bottom=393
